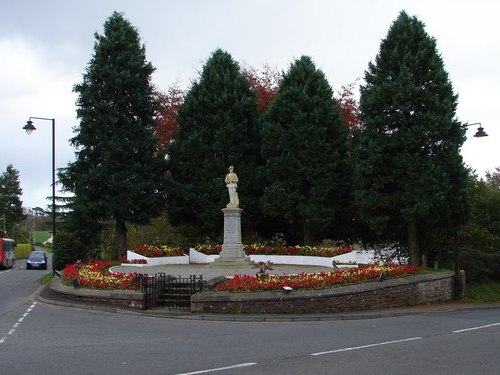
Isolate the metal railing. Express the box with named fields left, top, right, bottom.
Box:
left=135, top=273, right=204, bottom=311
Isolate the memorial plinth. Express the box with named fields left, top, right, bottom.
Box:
left=211, top=207, right=253, bottom=268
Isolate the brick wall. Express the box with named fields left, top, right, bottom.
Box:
left=191, top=271, right=455, bottom=314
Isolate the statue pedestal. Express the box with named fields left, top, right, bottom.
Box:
left=211, top=208, right=253, bottom=268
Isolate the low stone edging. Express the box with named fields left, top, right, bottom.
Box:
left=191, top=271, right=456, bottom=314
left=124, top=250, right=189, bottom=266
left=48, top=270, right=458, bottom=315
left=122, top=248, right=372, bottom=268
left=49, top=277, right=144, bottom=310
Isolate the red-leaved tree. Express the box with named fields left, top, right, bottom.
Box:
left=153, top=85, right=184, bottom=158
left=244, top=64, right=281, bottom=113
left=335, top=81, right=362, bottom=132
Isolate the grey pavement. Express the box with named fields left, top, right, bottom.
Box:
left=109, top=263, right=333, bottom=279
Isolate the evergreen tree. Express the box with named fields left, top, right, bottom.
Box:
left=261, top=56, right=351, bottom=244
left=356, top=11, right=468, bottom=264
left=0, top=164, right=26, bottom=234
left=60, top=12, right=167, bottom=259
left=167, top=49, right=263, bottom=237
left=461, top=173, right=500, bottom=255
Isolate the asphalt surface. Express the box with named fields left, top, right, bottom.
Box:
left=35, top=263, right=500, bottom=321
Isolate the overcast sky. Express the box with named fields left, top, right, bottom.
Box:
left=1, top=0, right=498, bottom=210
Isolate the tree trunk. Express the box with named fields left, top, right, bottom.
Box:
left=303, top=221, right=314, bottom=245
left=115, top=219, right=127, bottom=260
left=408, top=219, right=420, bottom=265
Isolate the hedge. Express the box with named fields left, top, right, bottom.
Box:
left=15, top=243, right=33, bottom=259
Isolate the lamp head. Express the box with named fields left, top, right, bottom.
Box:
left=473, top=126, right=488, bottom=138
left=23, top=120, right=36, bottom=135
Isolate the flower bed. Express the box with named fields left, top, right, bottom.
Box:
left=124, top=244, right=189, bottom=266
left=61, top=260, right=422, bottom=294
left=194, top=244, right=353, bottom=257
left=131, top=244, right=184, bottom=257
left=62, top=260, right=136, bottom=290
left=215, top=264, right=422, bottom=293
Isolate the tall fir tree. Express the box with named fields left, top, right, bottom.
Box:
left=356, top=11, right=468, bottom=264
left=60, top=12, right=167, bottom=259
left=261, top=56, right=351, bottom=244
left=0, top=164, right=26, bottom=234
left=167, top=49, right=263, bottom=237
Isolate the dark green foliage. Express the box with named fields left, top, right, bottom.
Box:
left=461, top=249, right=500, bottom=282
left=53, top=232, right=88, bottom=272
left=56, top=193, right=103, bottom=250
left=261, top=56, right=352, bottom=244
left=167, top=49, right=263, bottom=236
left=461, top=174, right=500, bottom=254
left=0, top=164, right=26, bottom=233
left=356, top=11, right=468, bottom=263
left=60, top=12, right=167, bottom=259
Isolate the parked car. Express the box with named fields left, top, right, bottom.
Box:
left=26, top=251, right=48, bottom=270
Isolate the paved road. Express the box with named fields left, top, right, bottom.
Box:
left=2, top=253, right=500, bottom=375
left=2, top=290, right=500, bottom=374
left=0, top=249, right=51, bottom=343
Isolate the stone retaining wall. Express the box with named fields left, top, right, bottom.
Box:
left=50, top=277, right=144, bottom=309
left=191, top=271, right=456, bottom=314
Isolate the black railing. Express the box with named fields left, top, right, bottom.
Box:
left=135, top=273, right=204, bottom=311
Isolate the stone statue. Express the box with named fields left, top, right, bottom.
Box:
left=224, top=165, right=239, bottom=208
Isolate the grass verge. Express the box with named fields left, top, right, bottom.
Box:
left=39, top=272, right=54, bottom=285
left=465, top=280, right=500, bottom=303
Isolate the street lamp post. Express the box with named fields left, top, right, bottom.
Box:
left=454, top=122, right=489, bottom=299
left=465, top=122, right=488, bottom=138
left=22, top=117, right=56, bottom=240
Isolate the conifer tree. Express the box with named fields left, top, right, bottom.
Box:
left=0, top=164, right=26, bottom=232
left=60, top=12, right=167, bottom=259
left=261, top=56, right=351, bottom=244
left=356, top=11, right=469, bottom=264
left=167, top=49, right=263, bottom=237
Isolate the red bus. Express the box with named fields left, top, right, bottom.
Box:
left=0, top=238, right=15, bottom=269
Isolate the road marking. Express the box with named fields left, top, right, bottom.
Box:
left=453, top=322, right=500, bottom=333
left=0, top=302, right=38, bottom=344
left=310, top=337, right=422, bottom=356
left=171, top=362, right=258, bottom=375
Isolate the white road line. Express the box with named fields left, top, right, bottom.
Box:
left=171, top=362, right=258, bottom=375
left=310, top=337, right=422, bottom=356
left=0, top=302, right=38, bottom=344
left=453, top=322, right=500, bottom=333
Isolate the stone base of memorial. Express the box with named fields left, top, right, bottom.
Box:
left=210, top=207, right=254, bottom=268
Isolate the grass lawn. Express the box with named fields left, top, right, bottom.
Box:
left=34, top=231, right=52, bottom=244
left=465, top=280, right=500, bottom=303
